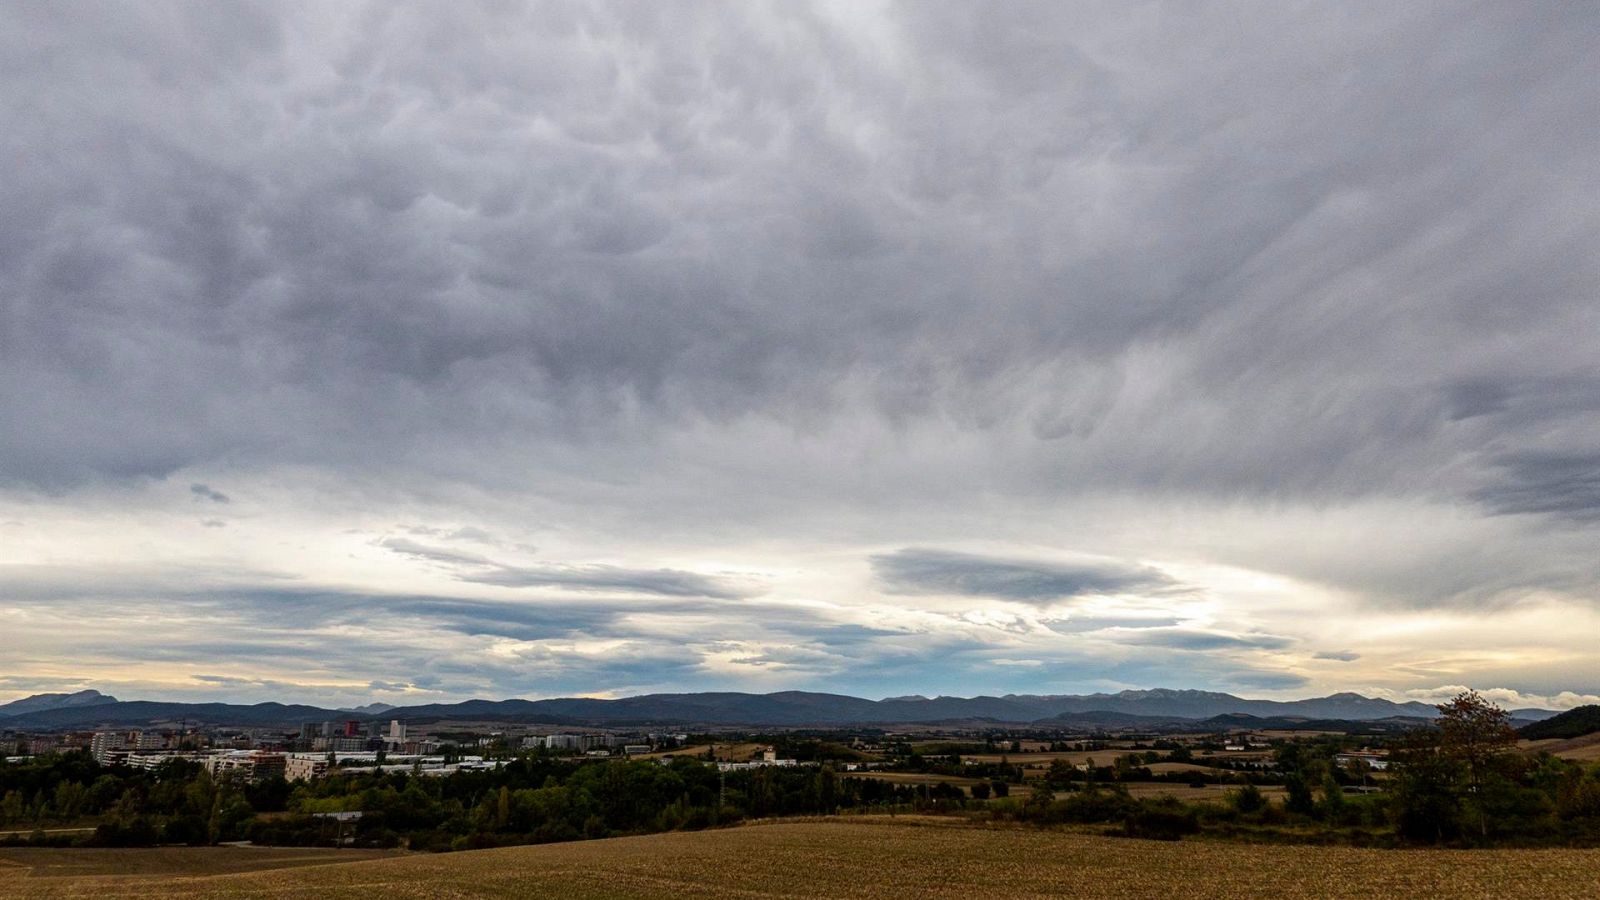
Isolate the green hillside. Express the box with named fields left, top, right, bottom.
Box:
left=1520, top=705, right=1600, bottom=741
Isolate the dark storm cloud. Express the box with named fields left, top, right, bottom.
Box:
left=378, top=537, right=496, bottom=567
left=873, top=548, right=1176, bottom=602
left=1315, top=650, right=1362, bottom=662
left=1475, top=452, right=1600, bottom=522
left=190, top=483, right=230, bottom=504
left=1221, top=670, right=1311, bottom=691
left=462, top=564, right=760, bottom=600
left=375, top=536, right=759, bottom=599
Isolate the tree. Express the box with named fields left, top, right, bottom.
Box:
left=1343, top=755, right=1371, bottom=788
left=1026, top=781, right=1057, bottom=810
left=814, top=765, right=838, bottom=814
left=1436, top=690, right=1518, bottom=838
left=1045, top=758, right=1077, bottom=788
left=52, top=781, right=87, bottom=821
left=1112, top=754, right=1136, bottom=782
left=1283, top=771, right=1316, bottom=815
left=0, top=790, right=24, bottom=825
left=1318, top=770, right=1345, bottom=820
left=1389, top=728, right=1463, bottom=842
left=1229, top=783, right=1264, bottom=814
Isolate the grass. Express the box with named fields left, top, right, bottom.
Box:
left=4, top=817, right=1600, bottom=898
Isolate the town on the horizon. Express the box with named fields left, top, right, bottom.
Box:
left=4, top=684, right=1581, bottom=771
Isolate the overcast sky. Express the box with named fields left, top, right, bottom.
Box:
left=3, top=1, right=1599, bottom=710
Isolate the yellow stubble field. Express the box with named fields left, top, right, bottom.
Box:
left=5, top=817, right=1600, bottom=899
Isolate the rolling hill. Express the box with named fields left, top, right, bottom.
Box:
left=1520, top=705, right=1600, bottom=741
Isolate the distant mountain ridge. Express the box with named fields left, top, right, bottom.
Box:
left=0, top=690, right=117, bottom=717
left=0, top=687, right=1556, bottom=731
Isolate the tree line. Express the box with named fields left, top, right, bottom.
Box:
left=0, top=754, right=956, bottom=850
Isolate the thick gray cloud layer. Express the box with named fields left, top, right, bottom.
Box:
left=872, top=548, right=1174, bottom=602
left=2, top=2, right=1599, bottom=703
left=4, top=1, right=1595, bottom=505
left=379, top=536, right=761, bottom=597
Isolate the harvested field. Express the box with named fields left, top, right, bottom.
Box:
left=1120, top=782, right=1287, bottom=801
left=961, top=750, right=1109, bottom=765
left=1523, top=734, right=1600, bottom=763
left=1144, top=762, right=1217, bottom=775
left=4, top=817, right=1599, bottom=899
left=845, top=771, right=985, bottom=788
left=0, top=846, right=399, bottom=879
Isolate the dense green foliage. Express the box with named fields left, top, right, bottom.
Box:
left=0, top=756, right=275, bottom=847
left=987, top=694, right=1600, bottom=848
left=0, top=754, right=950, bottom=851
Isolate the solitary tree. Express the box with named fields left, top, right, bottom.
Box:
left=1389, top=727, right=1463, bottom=842
left=1436, top=690, right=1518, bottom=838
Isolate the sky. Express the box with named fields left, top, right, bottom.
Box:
left=2, top=1, right=1599, bottom=711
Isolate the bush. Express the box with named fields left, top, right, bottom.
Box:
left=92, top=817, right=159, bottom=847
left=406, top=829, right=458, bottom=852
left=1559, top=779, right=1600, bottom=820
left=1229, top=784, right=1265, bottom=814
left=1024, top=787, right=1139, bottom=826
left=1123, top=802, right=1201, bottom=841
left=160, top=814, right=210, bottom=846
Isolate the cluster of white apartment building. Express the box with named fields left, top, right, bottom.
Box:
left=90, top=730, right=173, bottom=762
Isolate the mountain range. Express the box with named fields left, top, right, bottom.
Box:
left=0, top=687, right=1563, bottom=731
left=0, top=689, right=118, bottom=717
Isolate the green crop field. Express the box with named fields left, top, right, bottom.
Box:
left=5, top=817, right=1600, bottom=899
